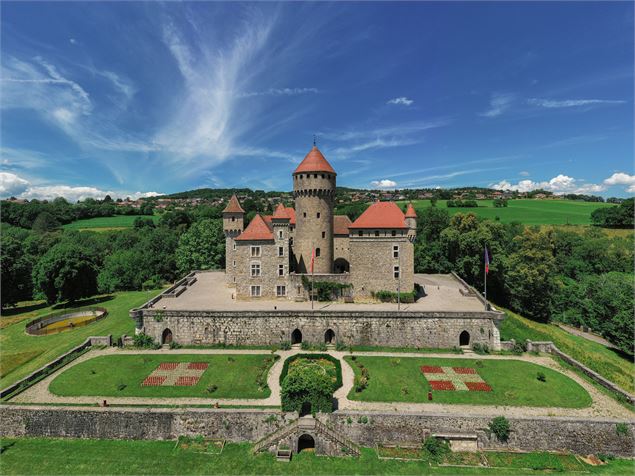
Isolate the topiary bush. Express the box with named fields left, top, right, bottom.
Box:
left=281, top=364, right=334, bottom=414
left=488, top=416, right=511, bottom=442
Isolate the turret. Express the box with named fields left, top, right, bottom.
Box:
left=292, top=146, right=336, bottom=274
left=223, top=195, right=245, bottom=287
left=405, top=203, right=417, bottom=241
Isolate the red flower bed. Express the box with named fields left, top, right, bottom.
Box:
left=157, top=362, right=179, bottom=371
left=465, top=382, right=492, bottom=392
left=175, top=376, right=200, bottom=386
left=142, top=376, right=167, bottom=386
left=421, top=366, right=443, bottom=374
left=429, top=380, right=455, bottom=391
left=187, top=362, right=209, bottom=370
left=452, top=367, right=476, bottom=374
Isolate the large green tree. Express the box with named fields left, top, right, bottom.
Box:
left=1, top=235, right=33, bottom=307
left=175, top=219, right=225, bottom=274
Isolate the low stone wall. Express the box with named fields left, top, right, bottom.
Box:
left=138, top=310, right=502, bottom=349
left=1, top=406, right=633, bottom=457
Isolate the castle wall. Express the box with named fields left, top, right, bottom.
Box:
left=333, top=235, right=350, bottom=271
left=349, top=234, right=414, bottom=298
left=139, top=309, right=500, bottom=348
left=234, top=240, right=289, bottom=300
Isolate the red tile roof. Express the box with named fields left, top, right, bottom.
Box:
left=223, top=195, right=245, bottom=213
left=349, top=201, right=407, bottom=229
left=235, top=214, right=274, bottom=241
left=272, top=203, right=288, bottom=219
left=269, top=205, right=296, bottom=225
left=405, top=203, right=417, bottom=218
left=293, top=146, right=336, bottom=175
left=334, top=215, right=352, bottom=235
left=286, top=207, right=296, bottom=225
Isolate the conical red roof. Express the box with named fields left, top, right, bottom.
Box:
left=293, top=146, right=336, bottom=175
left=349, top=202, right=408, bottom=229
left=272, top=203, right=289, bottom=220
left=405, top=203, right=417, bottom=218
left=235, top=214, right=273, bottom=241
left=223, top=195, right=245, bottom=213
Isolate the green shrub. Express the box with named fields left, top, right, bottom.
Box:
left=169, top=341, right=182, bottom=349
left=133, top=333, right=159, bottom=349
left=357, top=416, right=369, bottom=424
left=423, top=437, right=450, bottom=463
left=616, top=422, right=629, bottom=436
left=206, top=385, right=218, bottom=394
left=279, top=354, right=342, bottom=390
left=536, top=372, right=546, bottom=382
left=354, top=375, right=368, bottom=393
left=335, top=342, right=346, bottom=351
left=316, top=342, right=327, bottom=352
left=372, top=290, right=416, bottom=303
left=511, top=342, right=526, bottom=355
left=488, top=416, right=511, bottom=442
left=300, top=341, right=310, bottom=350
left=280, top=341, right=291, bottom=351
left=116, top=383, right=126, bottom=391
left=280, top=362, right=334, bottom=413
left=472, top=343, right=490, bottom=354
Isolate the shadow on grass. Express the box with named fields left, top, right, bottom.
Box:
left=0, top=302, right=48, bottom=317
left=51, top=295, right=115, bottom=310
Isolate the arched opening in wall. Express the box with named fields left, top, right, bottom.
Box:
left=459, top=330, right=470, bottom=347
left=298, top=434, right=315, bottom=453
left=333, top=258, right=350, bottom=274
left=300, top=401, right=312, bottom=416
left=291, top=329, right=302, bottom=345
left=324, top=329, right=335, bottom=344
left=162, top=328, right=173, bottom=345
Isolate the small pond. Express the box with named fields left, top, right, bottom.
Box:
left=26, top=307, right=108, bottom=336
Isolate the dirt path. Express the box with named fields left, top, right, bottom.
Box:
left=11, top=347, right=635, bottom=420
left=558, top=324, right=618, bottom=350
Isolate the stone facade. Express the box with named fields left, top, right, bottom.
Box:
left=138, top=309, right=502, bottom=349
left=2, top=407, right=633, bottom=457
left=234, top=239, right=289, bottom=300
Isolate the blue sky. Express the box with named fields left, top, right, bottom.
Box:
left=1, top=1, right=633, bottom=201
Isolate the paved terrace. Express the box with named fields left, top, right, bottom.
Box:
left=146, top=271, right=490, bottom=313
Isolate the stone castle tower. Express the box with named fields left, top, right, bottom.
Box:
left=292, top=146, right=336, bottom=274
left=222, top=195, right=245, bottom=286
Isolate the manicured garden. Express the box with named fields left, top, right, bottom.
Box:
left=0, top=290, right=157, bottom=390
left=280, top=354, right=342, bottom=413
left=49, top=353, right=277, bottom=398
left=62, top=215, right=159, bottom=231
left=345, top=356, right=591, bottom=408
left=0, top=438, right=632, bottom=475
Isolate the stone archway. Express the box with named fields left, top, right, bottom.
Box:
left=291, top=329, right=302, bottom=345
left=297, top=434, right=315, bottom=453
left=459, top=330, right=470, bottom=346
left=334, top=258, right=350, bottom=274
left=324, top=329, right=335, bottom=344
left=162, top=328, right=173, bottom=345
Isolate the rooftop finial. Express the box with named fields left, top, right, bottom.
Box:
left=313, top=134, right=317, bottom=147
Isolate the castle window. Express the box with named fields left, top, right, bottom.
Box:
left=250, top=285, right=261, bottom=297
left=250, top=246, right=261, bottom=258
left=321, top=174, right=325, bottom=178
left=321, top=231, right=325, bottom=238
left=317, top=212, right=321, bottom=218
left=233, top=260, right=236, bottom=267
left=315, top=248, right=321, bottom=257
left=233, top=242, right=236, bottom=251
left=394, top=266, right=400, bottom=279
left=393, top=245, right=399, bottom=259
left=278, top=230, right=283, bottom=239
left=231, top=216, right=235, bottom=222
left=278, top=264, right=284, bottom=276
left=391, top=230, right=396, bottom=236
left=303, top=212, right=307, bottom=218
left=300, top=174, right=303, bottom=179
left=375, top=230, right=380, bottom=237
left=314, top=174, right=318, bottom=178
left=358, top=230, right=363, bottom=237
left=276, top=285, right=286, bottom=297
left=290, top=237, right=294, bottom=246
left=251, top=262, right=261, bottom=277
left=278, top=246, right=284, bottom=257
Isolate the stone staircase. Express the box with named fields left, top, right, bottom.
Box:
left=311, top=418, right=361, bottom=457
left=253, top=419, right=299, bottom=453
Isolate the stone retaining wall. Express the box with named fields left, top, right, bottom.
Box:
left=139, top=310, right=502, bottom=349
left=1, top=406, right=633, bottom=457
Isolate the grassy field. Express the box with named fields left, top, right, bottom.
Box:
left=62, top=215, right=159, bottom=231
left=397, top=199, right=614, bottom=225
left=345, top=356, right=591, bottom=408
left=499, top=308, right=634, bottom=394
left=0, top=291, right=157, bottom=390
left=49, top=354, right=277, bottom=398
left=1, top=439, right=632, bottom=475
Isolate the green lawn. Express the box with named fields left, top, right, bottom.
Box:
left=499, top=308, right=634, bottom=394
left=49, top=353, right=277, bottom=398
left=0, top=291, right=156, bottom=390
left=397, top=199, right=614, bottom=225
left=0, top=439, right=632, bottom=475
left=345, top=356, right=591, bottom=408
left=62, top=215, right=159, bottom=230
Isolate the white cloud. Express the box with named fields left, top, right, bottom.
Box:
left=603, top=172, right=635, bottom=186
left=0, top=172, right=30, bottom=197
left=0, top=172, right=161, bottom=202
left=238, top=87, right=319, bottom=98
left=371, top=179, right=397, bottom=189
left=387, top=97, right=413, bottom=106
left=490, top=174, right=606, bottom=194
left=627, top=185, right=635, bottom=194
left=519, top=171, right=530, bottom=177
left=528, top=98, right=625, bottom=108
left=69, top=38, right=77, bottom=45
left=480, top=93, right=515, bottom=118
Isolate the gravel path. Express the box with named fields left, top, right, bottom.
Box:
left=11, top=347, right=635, bottom=420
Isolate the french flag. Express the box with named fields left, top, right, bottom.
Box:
left=484, top=246, right=491, bottom=274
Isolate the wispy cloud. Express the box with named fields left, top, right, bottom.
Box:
left=479, top=93, right=515, bottom=118
left=528, top=98, right=626, bottom=108
left=237, top=87, right=319, bottom=98
left=536, top=134, right=607, bottom=149
left=387, top=96, right=413, bottom=106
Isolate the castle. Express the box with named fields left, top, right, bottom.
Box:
left=223, top=145, right=418, bottom=301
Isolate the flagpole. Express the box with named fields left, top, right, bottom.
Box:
left=484, top=246, right=488, bottom=311
left=311, top=242, right=314, bottom=310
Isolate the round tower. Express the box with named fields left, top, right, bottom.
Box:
left=292, top=146, right=336, bottom=274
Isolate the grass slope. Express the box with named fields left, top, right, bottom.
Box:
left=0, top=439, right=631, bottom=475
left=49, top=354, right=276, bottom=398
left=345, top=356, right=591, bottom=408
left=0, top=291, right=156, bottom=389
left=62, top=215, right=159, bottom=230
left=499, top=308, right=634, bottom=394
left=398, top=199, right=614, bottom=225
